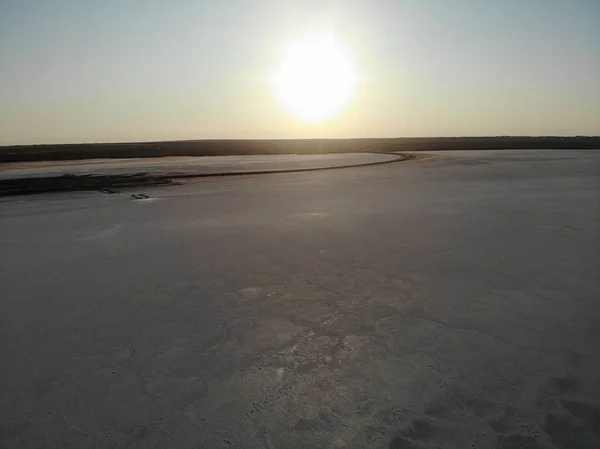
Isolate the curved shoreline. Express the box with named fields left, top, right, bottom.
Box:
left=0, top=153, right=412, bottom=196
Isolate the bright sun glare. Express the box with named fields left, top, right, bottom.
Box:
left=271, top=33, right=359, bottom=123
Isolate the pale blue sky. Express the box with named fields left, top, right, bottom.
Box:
left=1, top=0, right=599, bottom=145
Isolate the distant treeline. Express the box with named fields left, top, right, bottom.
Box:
left=1, top=136, right=598, bottom=163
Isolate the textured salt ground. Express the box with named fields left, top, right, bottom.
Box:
left=0, top=150, right=599, bottom=448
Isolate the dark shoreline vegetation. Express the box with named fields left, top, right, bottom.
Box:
left=1, top=136, right=598, bottom=163
left=0, top=173, right=176, bottom=196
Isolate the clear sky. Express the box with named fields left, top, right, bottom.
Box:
left=1, top=0, right=599, bottom=145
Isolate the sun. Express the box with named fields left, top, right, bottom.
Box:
left=271, top=32, right=359, bottom=123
